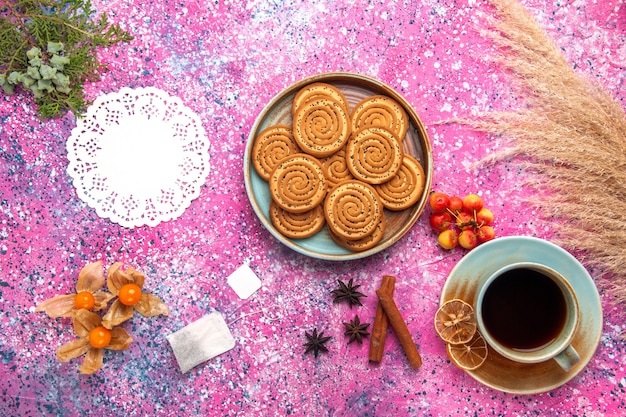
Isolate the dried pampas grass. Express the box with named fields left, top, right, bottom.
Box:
left=453, top=0, right=626, bottom=303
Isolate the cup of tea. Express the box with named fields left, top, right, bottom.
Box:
left=475, top=262, right=581, bottom=371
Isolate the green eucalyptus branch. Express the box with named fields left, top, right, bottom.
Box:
left=0, top=0, right=133, bottom=119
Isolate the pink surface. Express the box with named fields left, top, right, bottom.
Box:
left=1, top=0, right=625, bottom=415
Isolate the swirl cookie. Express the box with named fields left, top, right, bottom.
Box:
left=269, top=200, right=325, bottom=239
left=252, top=124, right=300, bottom=181
left=346, top=126, right=403, bottom=185
left=324, top=179, right=383, bottom=240
left=293, top=97, right=352, bottom=158
left=269, top=154, right=327, bottom=213
left=374, top=155, right=426, bottom=211
left=329, top=215, right=386, bottom=252
left=351, top=95, right=408, bottom=141
left=320, top=148, right=353, bottom=188
left=292, top=82, right=350, bottom=116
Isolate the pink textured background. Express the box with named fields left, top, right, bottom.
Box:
left=1, top=0, right=625, bottom=415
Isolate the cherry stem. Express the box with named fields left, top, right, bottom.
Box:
left=446, top=207, right=461, bottom=220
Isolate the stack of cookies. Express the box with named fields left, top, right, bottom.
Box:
left=252, top=82, right=426, bottom=252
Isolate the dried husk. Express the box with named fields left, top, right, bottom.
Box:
left=73, top=310, right=100, bottom=337
left=56, top=338, right=90, bottom=362
left=35, top=294, right=76, bottom=318
left=134, top=293, right=171, bottom=318
left=102, top=299, right=135, bottom=329
left=449, top=0, right=626, bottom=304
left=106, top=262, right=145, bottom=294
left=34, top=261, right=114, bottom=318
left=56, top=310, right=134, bottom=374
left=76, top=261, right=105, bottom=293
left=78, top=347, right=105, bottom=375
left=107, top=327, right=134, bottom=351
left=102, top=264, right=170, bottom=329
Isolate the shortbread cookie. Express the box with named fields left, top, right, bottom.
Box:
left=269, top=154, right=327, bottom=213
left=324, top=179, right=383, bottom=240
left=269, top=200, right=325, bottom=239
left=293, top=97, right=351, bottom=158
left=292, top=82, right=349, bottom=116
left=351, top=95, right=408, bottom=141
left=329, top=215, right=386, bottom=252
left=320, top=148, right=353, bottom=188
left=252, top=124, right=300, bottom=181
left=374, top=155, right=426, bottom=211
left=345, top=126, right=403, bottom=185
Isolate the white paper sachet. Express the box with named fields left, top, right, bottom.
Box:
left=167, top=312, right=235, bottom=373
left=227, top=264, right=262, bottom=300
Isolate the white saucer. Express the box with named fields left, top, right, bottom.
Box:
left=440, top=236, right=602, bottom=394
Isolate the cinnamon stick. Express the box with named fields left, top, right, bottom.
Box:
left=368, top=275, right=396, bottom=362
left=375, top=288, right=422, bottom=368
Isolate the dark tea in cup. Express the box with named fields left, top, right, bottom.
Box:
left=480, top=267, right=566, bottom=350
left=475, top=262, right=580, bottom=371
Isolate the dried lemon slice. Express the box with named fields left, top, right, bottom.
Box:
left=446, top=332, right=488, bottom=371
left=434, top=299, right=477, bottom=345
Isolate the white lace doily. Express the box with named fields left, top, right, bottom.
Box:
left=66, top=87, right=211, bottom=228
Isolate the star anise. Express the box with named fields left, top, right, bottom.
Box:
left=343, top=315, right=371, bottom=344
left=303, top=328, right=331, bottom=358
left=331, top=278, right=366, bottom=307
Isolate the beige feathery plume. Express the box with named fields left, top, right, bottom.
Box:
left=452, top=0, right=626, bottom=303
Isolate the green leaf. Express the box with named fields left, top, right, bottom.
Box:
left=0, top=0, right=133, bottom=119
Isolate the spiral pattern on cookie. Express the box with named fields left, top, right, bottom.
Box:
left=351, top=95, right=409, bottom=140
left=374, top=155, right=426, bottom=211
left=293, top=98, right=351, bottom=158
left=329, top=215, right=386, bottom=252
left=269, top=154, right=327, bottom=213
left=252, top=124, right=300, bottom=181
left=324, top=180, right=383, bottom=240
left=321, top=148, right=353, bottom=188
left=346, top=126, right=403, bottom=185
left=292, top=82, right=349, bottom=116
left=269, top=200, right=325, bottom=239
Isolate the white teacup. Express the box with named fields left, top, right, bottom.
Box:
left=475, top=262, right=580, bottom=371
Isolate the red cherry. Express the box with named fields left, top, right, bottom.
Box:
left=463, top=194, right=484, bottom=213
left=429, top=212, right=453, bottom=232
left=448, top=196, right=463, bottom=213
left=429, top=192, right=450, bottom=213
left=458, top=230, right=479, bottom=250
left=476, top=208, right=494, bottom=226
left=477, top=225, right=496, bottom=243
left=437, top=229, right=459, bottom=249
